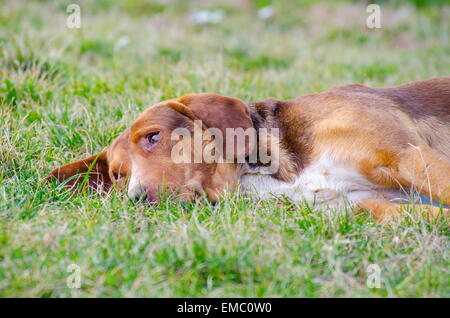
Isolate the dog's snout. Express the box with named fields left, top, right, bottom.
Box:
left=143, top=191, right=157, bottom=204
left=128, top=184, right=157, bottom=204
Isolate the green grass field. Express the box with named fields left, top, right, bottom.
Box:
left=1, top=0, right=449, bottom=297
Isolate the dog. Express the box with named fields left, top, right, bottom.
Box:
left=47, top=77, right=450, bottom=221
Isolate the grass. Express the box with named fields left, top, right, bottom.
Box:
left=0, top=0, right=449, bottom=297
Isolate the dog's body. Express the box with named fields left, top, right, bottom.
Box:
left=240, top=78, right=450, bottom=215
left=48, top=77, right=450, bottom=221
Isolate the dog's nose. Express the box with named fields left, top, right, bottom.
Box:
left=143, top=191, right=156, bottom=204
left=128, top=184, right=143, bottom=200
left=128, top=185, right=157, bottom=204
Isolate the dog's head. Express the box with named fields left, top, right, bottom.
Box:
left=47, top=94, right=255, bottom=203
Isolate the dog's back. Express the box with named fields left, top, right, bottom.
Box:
left=379, top=77, right=450, bottom=159
left=378, top=77, right=450, bottom=121
left=327, top=77, right=450, bottom=159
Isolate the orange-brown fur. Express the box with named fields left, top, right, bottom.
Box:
left=47, top=77, right=450, bottom=222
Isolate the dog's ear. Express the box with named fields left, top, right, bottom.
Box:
left=46, top=151, right=112, bottom=191
left=175, top=94, right=255, bottom=159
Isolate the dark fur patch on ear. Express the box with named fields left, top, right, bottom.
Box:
left=247, top=98, right=312, bottom=181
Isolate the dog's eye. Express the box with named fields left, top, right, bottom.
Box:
left=146, top=132, right=160, bottom=144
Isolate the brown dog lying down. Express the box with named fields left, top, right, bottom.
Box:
left=47, top=77, right=450, bottom=221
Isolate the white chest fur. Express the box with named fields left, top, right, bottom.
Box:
left=240, top=153, right=386, bottom=207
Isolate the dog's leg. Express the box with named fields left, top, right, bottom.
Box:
left=355, top=199, right=449, bottom=222
left=392, top=145, right=450, bottom=206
